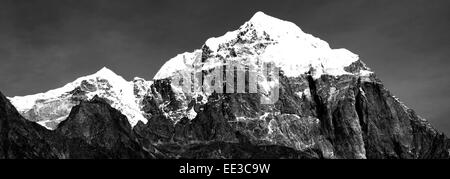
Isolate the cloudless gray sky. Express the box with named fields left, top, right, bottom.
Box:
left=0, top=0, right=449, bottom=135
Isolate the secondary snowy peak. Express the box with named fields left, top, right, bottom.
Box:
left=9, top=67, right=149, bottom=129
left=154, top=11, right=371, bottom=80
left=9, top=67, right=123, bottom=111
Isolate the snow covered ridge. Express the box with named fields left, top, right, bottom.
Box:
left=154, top=11, right=372, bottom=81
left=8, top=67, right=149, bottom=129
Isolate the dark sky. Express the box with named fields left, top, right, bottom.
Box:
left=0, top=0, right=449, bottom=135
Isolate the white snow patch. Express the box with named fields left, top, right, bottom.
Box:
left=359, top=87, right=367, bottom=98
left=359, top=70, right=373, bottom=76
left=187, top=107, right=197, bottom=120
left=296, top=88, right=312, bottom=100
left=37, top=115, right=68, bottom=130
left=328, top=87, right=337, bottom=102
left=259, top=112, right=270, bottom=120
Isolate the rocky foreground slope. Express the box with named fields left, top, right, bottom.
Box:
left=2, top=12, right=449, bottom=159
left=1, top=91, right=318, bottom=159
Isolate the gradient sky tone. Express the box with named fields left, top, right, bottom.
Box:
left=0, top=0, right=449, bottom=135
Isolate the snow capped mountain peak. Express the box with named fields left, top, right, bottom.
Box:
left=155, top=11, right=369, bottom=81
left=8, top=67, right=149, bottom=129
left=149, top=12, right=374, bottom=122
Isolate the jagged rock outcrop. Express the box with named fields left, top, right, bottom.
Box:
left=54, top=96, right=156, bottom=159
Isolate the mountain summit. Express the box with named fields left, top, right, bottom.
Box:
left=5, top=12, right=449, bottom=159
left=154, top=11, right=365, bottom=81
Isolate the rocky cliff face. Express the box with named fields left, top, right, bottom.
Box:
left=0, top=90, right=60, bottom=159
left=0, top=91, right=158, bottom=159
left=2, top=11, right=449, bottom=159
left=132, top=72, right=449, bottom=159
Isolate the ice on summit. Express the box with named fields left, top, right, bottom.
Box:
left=154, top=11, right=365, bottom=81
